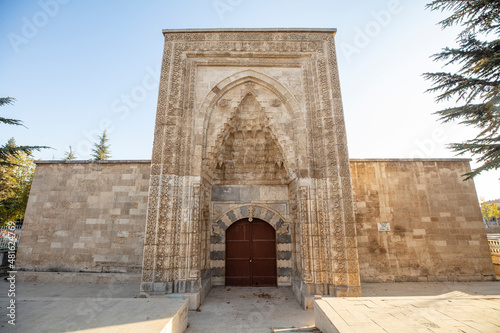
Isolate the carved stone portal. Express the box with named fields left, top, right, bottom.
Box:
left=140, top=29, right=361, bottom=304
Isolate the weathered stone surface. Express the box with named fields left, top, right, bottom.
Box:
left=16, top=161, right=150, bottom=274
left=350, top=159, right=495, bottom=282
left=211, top=187, right=240, bottom=201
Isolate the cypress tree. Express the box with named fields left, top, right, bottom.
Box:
left=91, top=130, right=111, bottom=161
left=64, top=145, right=77, bottom=160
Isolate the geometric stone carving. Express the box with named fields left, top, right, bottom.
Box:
left=141, top=28, right=361, bottom=299
left=212, top=93, right=288, bottom=184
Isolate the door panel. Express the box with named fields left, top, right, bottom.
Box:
left=225, top=259, right=251, bottom=286
left=225, top=218, right=277, bottom=287
left=252, top=242, right=275, bottom=258
left=226, top=220, right=252, bottom=286
left=226, top=243, right=251, bottom=259
left=252, top=222, right=275, bottom=239
left=227, top=223, right=251, bottom=240
left=252, top=260, right=276, bottom=276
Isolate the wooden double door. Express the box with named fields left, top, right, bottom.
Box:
left=225, top=218, right=277, bottom=286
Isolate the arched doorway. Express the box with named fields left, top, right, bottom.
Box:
left=225, top=218, right=277, bottom=286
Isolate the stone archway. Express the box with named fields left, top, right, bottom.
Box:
left=210, top=205, right=292, bottom=287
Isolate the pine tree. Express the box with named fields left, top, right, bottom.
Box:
left=91, top=130, right=111, bottom=161
left=423, top=1, right=500, bottom=179
left=1, top=97, right=47, bottom=166
left=64, top=145, right=77, bottom=160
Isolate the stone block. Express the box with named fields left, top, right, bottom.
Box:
left=210, top=251, right=225, bottom=260
left=277, top=235, right=292, bottom=244
left=211, top=276, right=224, bottom=286
left=211, top=187, right=240, bottom=201
left=210, top=235, right=224, bottom=244
left=277, top=276, right=291, bottom=286
left=240, top=186, right=259, bottom=202
left=153, top=282, right=167, bottom=292
left=277, top=251, right=292, bottom=260
left=260, top=186, right=288, bottom=201
left=211, top=267, right=224, bottom=276
left=278, top=267, right=292, bottom=276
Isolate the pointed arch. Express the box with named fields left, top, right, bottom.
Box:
left=195, top=70, right=302, bottom=181
left=199, top=70, right=301, bottom=125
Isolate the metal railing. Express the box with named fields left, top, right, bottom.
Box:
left=0, top=225, right=22, bottom=251
left=489, top=239, right=500, bottom=255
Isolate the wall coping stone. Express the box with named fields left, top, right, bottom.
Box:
left=35, top=160, right=152, bottom=165
left=349, top=158, right=472, bottom=162
left=35, top=158, right=471, bottom=165
left=162, top=28, right=338, bottom=35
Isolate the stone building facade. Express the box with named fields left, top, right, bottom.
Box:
left=141, top=28, right=361, bottom=302
left=16, top=29, right=495, bottom=309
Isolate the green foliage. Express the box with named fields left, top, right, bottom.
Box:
left=64, top=145, right=77, bottom=160
left=0, top=138, right=36, bottom=226
left=0, top=96, right=48, bottom=225
left=424, top=0, right=500, bottom=179
left=91, top=130, right=111, bottom=161
left=1, top=96, right=48, bottom=166
left=0, top=97, right=24, bottom=127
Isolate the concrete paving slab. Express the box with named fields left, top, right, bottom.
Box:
left=316, top=281, right=500, bottom=333
left=0, top=279, right=187, bottom=333
left=186, top=287, right=315, bottom=333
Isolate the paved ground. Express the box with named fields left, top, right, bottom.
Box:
left=186, top=287, right=315, bottom=333
left=0, top=280, right=187, bottom=333
left=0, top=279, right=499, bottom=332
left=316, top=281, right=500, bottom=333
left=316, top=295, right=500, bottom=333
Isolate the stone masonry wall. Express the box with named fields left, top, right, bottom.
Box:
left=350, top=159, right=495, bottom=282
left=16, top=161, right=150, bottom=275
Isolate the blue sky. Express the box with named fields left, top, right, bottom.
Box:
left=0, top=0, right=498, bottom=200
